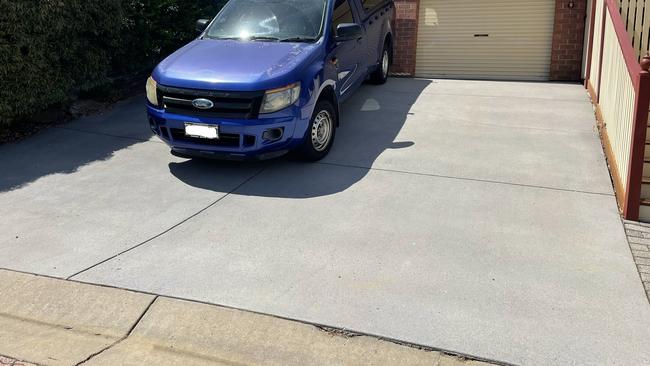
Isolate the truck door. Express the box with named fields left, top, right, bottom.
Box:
left=356, top=0, right=386, bottom=70
left=330, top=0, right=366, bottom=99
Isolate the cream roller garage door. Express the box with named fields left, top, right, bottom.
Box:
left=415, top=0, right=556, bottom=80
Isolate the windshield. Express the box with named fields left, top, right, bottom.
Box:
left=205, top=0, right=328, bottom=42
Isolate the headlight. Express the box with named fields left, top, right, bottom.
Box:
left=260, top=82, right=301, bottom=114
left=146, top=76, right=159, bottom=106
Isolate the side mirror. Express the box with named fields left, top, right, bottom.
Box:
left=196, top=19, right=211, bottom=33
left=335, top=23, right=363, bottom=42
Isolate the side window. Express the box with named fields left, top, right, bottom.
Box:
left=361, top=0, right=384, bottom=13
left=333, top=0, right=354, bottom=29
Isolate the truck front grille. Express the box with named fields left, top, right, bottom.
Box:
left=157, top=85, right=264, bottom=119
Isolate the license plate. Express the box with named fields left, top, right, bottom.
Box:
left=184, top=123, right=219, bottom=139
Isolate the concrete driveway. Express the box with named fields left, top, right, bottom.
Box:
left=1, top=79, right=649, bottom=365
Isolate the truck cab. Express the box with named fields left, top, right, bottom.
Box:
left=146, top=0, right=395, bottom=161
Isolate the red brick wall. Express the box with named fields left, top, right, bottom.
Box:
left=392, top=0, right=586, bottom=81
left=550, top=0, right=587, bottom=81
left=392, top=0, right=419, bottom=75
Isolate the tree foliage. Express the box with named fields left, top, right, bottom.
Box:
left=0, top=0, right=225, bottom=125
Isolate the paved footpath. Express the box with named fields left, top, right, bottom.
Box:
left=0, top=270, right=501, bottom=366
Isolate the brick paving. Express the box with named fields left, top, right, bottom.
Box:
left=623, top=221, right=650, bottom=301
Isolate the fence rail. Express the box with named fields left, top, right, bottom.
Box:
left=619, top=0, right=650, bottom=59
left=586, top=0, right=650, bottom=220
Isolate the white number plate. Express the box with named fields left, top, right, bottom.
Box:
left=184, top=123, right=219, bottom=139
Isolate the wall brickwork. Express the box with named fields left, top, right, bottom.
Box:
left=550, top=0, right=587, bottom=81
left=392, top=0, right=419, bottom=75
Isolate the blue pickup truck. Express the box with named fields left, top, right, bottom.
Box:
left=146, top=0, right=395, bottom=161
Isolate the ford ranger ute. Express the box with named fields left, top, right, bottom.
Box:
left=146, top=0, right=395, bottom=161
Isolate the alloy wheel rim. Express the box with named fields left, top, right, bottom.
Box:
left=382, top=50, right=389, bottom=78
left=311, top=110, right=332, bottom=152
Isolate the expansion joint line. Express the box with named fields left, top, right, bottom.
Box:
left=74, top=296, right=158, bottom=366
left=67, top=166, right=267, bottom=280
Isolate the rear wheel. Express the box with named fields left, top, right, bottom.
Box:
left=295, top=100, right=337, bottom=161
left=369, top=42, right=391, bottom=85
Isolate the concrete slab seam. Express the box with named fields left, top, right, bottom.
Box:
left=369, top=88, right=590, bottom=103
left=420, top=92, right=590, bottom=103
left=65, top=167, right=268, bottom=280
left=446, top=120, right=598, bottom=135
left=73, top=296, right=158, bottom=366
left=317, top=161, right=615, bottom=197
left=53, top=126, right=164, bottom=144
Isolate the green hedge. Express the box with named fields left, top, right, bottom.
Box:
left=0, top=0, right=225, bottom=126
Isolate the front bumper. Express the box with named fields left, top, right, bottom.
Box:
left=170, top=148, right=289, bottom=161
left=147, top=104, right=311, bottom=159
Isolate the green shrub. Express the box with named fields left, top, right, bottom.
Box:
left=0, top=0, right=123, bottom=125
left=0, top=0, right=226, bottom=127
left=114, top=0, right=226, bottom=74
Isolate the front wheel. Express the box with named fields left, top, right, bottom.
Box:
left=295, top=100, right=337, bottom=161
left=369, top=43, right=391, bottom=85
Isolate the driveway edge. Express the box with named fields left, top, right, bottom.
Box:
left=0, top=269, right=508, bottom=366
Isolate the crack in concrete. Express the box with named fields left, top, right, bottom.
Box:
left=313, top=324, right=518, bottom=366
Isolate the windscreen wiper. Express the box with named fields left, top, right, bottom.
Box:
left=248, top=36, right=281, bottom=42
left=204, top=36, right=240, bottom=40
left=280, top=37, right=317, bottom=43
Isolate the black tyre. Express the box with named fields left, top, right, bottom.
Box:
left=369, top=41, right=391, bottom=85
left=295, top=100, right=337, bottom=161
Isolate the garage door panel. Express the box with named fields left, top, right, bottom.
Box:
left=416, top=0, right=556, bottom=80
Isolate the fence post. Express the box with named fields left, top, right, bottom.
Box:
left=585, top=0, right=598, bottom=85
left=596, top=0, right=607, bottom=103
left=623, top=55, right=650, bottom=220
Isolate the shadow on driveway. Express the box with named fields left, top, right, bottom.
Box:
left=168, top=79, right=431, bottom=197
left=0, top=79, right=430, bottom=196
left=0, top=97, right=150, bottom=192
